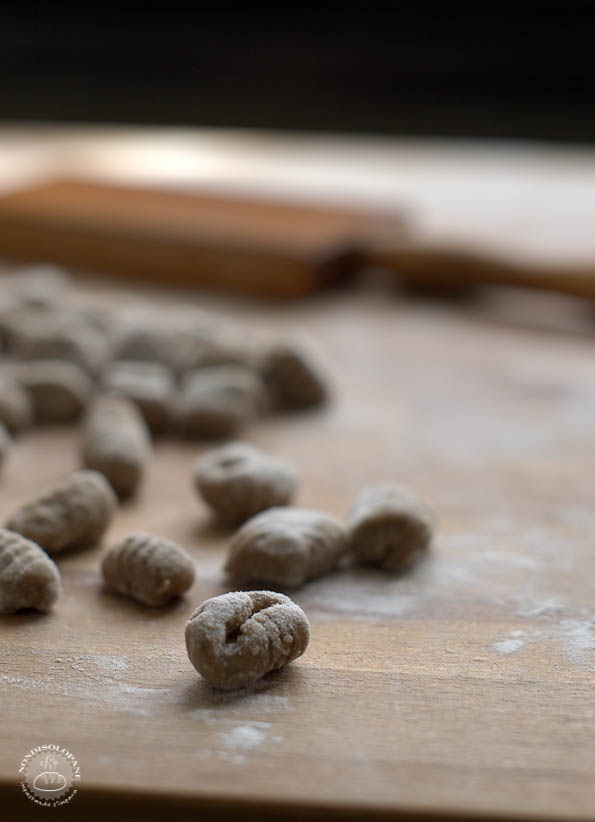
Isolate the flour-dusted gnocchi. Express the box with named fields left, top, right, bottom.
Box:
left=226, top=507, right=347, bottom=587
left=6, top=470, right=117, bottom=556
left=102, top=531, right=195, bottom=606
left=177, top=365, right=264, bottom=438
left=101, top=360, right=175, bottom=432
left=347, top=483, right=435, bottom=570
left=260, top=340, right=329, bottom=409
left=14, top=360, right=93, bottom=423
left=13, top=317, right=109, bottom=377
left=82, top=395, right=151, bottom=497
left=193, top=442, right=298, bottom=523
left=0, top=529, right=61, bottom=613
left=185, top=590, right=310, bottom=690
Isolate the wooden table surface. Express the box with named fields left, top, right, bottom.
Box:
left=0, top=128, right=594, bottom=821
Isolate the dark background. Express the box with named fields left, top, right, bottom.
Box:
left=2, top=2, right=595, bottom=142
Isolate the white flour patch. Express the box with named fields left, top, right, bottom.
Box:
left=418, top=556, right=476, bottom=585
left=118, top=684, right=174, bottom=700
left=193, top=720, right=279, bottom=766
left=0, top=675, right=26, bottom=685
left=300, top=572, right=420, bottom=618
left=493, top=630, right=526, bottom=654
left=194, top=749, right=246, bottom=765
left=488, top=617, right=594, bottom=665
left=88, top=654, right=130, bottom=675
left=516, top=596, right=566, bottom=619
left=50, top=653, right=130, bottom=682
left=219, top=722, right=270, bottom=751
left=558, top=619, right=594, bottom=664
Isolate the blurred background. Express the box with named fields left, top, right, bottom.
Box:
left=1, top=1, right=595, bottom=313
left=3, top=1, right=595, bottom=141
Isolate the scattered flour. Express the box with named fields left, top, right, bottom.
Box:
left=83, top=654, right=130, bottom=675
left=418, top=556, right=476, bottom=585
left=300, top=570, right=419, bottom=618
left=516, top=596, right=566, bottom=619
left=492, top=630, right=526, bottom=654
left=219, top=722, right=270, bottom=751
left=490, top=619, right=594, bottom=666
left=191, top=720, right=282, bottom=766
left=51, top=653, right=130, bottom=680
left=558, top=619, right=594, bottom=664
left=118, top=684, right=174, bottom=699
left=0, top=653, right=177, bottom=717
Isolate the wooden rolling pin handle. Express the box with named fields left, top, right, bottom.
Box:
left=365, top=242, right=595, bottom=301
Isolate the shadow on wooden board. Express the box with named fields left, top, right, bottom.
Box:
left=2, top=779, right=580, bottom=822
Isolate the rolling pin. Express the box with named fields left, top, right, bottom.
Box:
left=0, top=178, right=593, bottom=301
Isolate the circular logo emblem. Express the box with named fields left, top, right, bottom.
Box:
left=18, top=745, right=81, bottom=807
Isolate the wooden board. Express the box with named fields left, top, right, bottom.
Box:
left=0, top=279, right=593, bottom=821
left=0, top=179, right=405, bottom=298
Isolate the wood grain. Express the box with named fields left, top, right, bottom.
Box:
left=0, top=279, right=593, bottom=821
